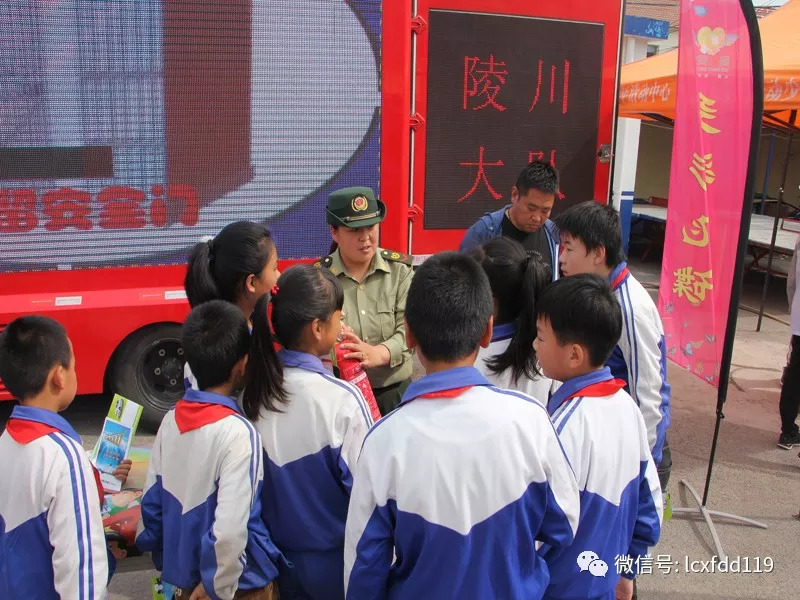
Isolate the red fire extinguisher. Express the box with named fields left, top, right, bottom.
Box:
left=334, top=343, right=382, bottom=422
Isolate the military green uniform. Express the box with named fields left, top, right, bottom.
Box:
left=321, top=186, right=414, bottom=415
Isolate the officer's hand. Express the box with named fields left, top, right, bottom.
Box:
left=339, top=330, right=364, bottom=345
left=339, top=333, right=390, bottom=368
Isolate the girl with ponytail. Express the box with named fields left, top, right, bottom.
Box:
left=183, top=221, right=280, bottom=390
left=244, top=265, right=374, bottom=600
left=185, top=220, right=280, bottom=311
left=471, top=237, right=556, bottom=402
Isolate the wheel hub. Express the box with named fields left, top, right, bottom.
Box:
left=141, top=339, right=185, bottom=400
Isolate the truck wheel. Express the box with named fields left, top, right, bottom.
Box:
left=108, top=324, right=185, bottom=430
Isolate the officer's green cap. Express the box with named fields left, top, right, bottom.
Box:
left=326, top=187, right=386, bottom=228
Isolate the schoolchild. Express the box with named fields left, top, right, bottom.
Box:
left=244, top=264, right=374, bottom=600
left=183, top=221, right=281, bottom=390
left=0, top=316, right=110, bottom=598
left=344, top=252, right=580, bottom=599
left=534, top=275, right=662, bottom=600
left=471, top=236, right=555, bottom=402
left=137, top=301, right=282, bottom=600
left=556, top=201, right=672, bottom=487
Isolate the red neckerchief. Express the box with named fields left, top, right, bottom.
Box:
left=5, top=419, right=60, bottom=444
left=6, top=418, right=105, bottom=506
left=610, top=267, right=630, bottom=291
left=419, top=386, right=473, bottom=399
left=556, top=379, right=627, bottom=411
left=174, top=400, right=238, bottom=433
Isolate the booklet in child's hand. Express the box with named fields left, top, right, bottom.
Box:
left=152, top=576, right=176, bottom=600
left=92, top=394, right=143, bottom=492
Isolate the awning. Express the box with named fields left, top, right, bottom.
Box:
left=619, top=0, right=800, bottom=131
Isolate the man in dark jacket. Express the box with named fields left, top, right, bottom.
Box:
left=459, top=160, right=560, bottom=281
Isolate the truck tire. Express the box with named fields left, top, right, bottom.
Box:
left=108, top=324, right=185, bottom=431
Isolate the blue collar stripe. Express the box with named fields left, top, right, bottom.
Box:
left=608, top=262, right=630, bottom=289
left=278, top=348, right=328, bottom=375
left=402, top=366, right=491, bottom=404
left=547, top=367, right=613, bottom=415
left=10, top=405, right=82, bottom=443
left=491, top=322, right=516, bottom=343
left=183, top=388, right=243, bottom=414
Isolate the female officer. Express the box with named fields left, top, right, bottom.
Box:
left=317, top=187, right=413, bottom=415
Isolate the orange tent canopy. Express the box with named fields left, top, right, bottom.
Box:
left=619, top=0, right=800, bottom=129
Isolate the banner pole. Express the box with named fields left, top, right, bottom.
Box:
left=670, top=0, right=768, bottom=560
left=697, top=0, right=762, bottom=503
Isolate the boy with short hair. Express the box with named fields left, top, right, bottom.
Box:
left=344, top=251, right=580, bottom=599
left=555, top=201, right=672, bottom=488
left=0, top=315, right=109, bottom=598
left=136, top=300, right=283, bottom=600
left=534, top=275, right=662, bottom=600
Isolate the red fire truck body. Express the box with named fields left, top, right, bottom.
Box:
left=1, top=0, right=623, bottom=426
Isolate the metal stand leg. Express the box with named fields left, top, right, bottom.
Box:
left=671, top=479, right=768, bottom=561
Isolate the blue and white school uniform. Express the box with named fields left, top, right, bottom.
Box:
left=0, top=405, right=109, bottom=599
left=184, top=362, right=198, bottom=392
left=255, top=349, right=374, bottom=600
left=544, top=368, right=663, bottom=600
left=606, top=262, right=671, bottom=466
left=476, top=322, right=557, bottom=404
left=136, top=389, right=282, bottom=600
left=344, top=367, right=580, bottom=600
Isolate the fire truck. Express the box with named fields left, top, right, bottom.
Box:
left=0, top=0, right=623, bottom=427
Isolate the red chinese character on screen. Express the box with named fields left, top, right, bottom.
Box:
left=0, top=188, right=38, bottom=232
left=528, top=150, right=565, bottom=200
left=98, top=186, right=147, bottom=229
left=42, top=188, right=92, bottom=231
left=149, top=184, right=200, bottom=227
left=529, top=59, right=571, bottom=114
left=458, top=146, right=504, bottom=203
left=171, top=184, right=199, bottom=226
left=463, top=55, right=508, bottom=112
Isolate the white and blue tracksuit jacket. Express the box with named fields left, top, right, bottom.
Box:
left=254, top=349, right=374, bottom=600
left=545, top=368, right=663, bottom=600
left=0, top=405, right=109, bottom=599
left=607, top=263, right=671, bottom=465
left=344, top=366, right=580, bottom=600
left=459, top=205, right=560, bottom=281
left=136, top=388, right=282, bottom=600
left=476, top=322, right=557, bottom=404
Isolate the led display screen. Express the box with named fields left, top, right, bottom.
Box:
left=0, top=0, right=381, bottom=271
left=423, top=9, right=604, bottom=229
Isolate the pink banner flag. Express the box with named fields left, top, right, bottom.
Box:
left=658, top=0, right=756, bottom=387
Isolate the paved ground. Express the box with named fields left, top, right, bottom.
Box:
left=1, top=257, right=796, bottom=599
left=621, top=258, right=798, bottom=600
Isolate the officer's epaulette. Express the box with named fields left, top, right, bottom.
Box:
left=380, top=249, right=414, bottom=266
left=313, top=255, right=334, bottom=269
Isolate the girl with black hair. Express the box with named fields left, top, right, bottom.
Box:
left=243, top=264, right=374, bottom=600
left=471, top=237, right=556, bottom=402
left=183, top=221, right=280, bottom=390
